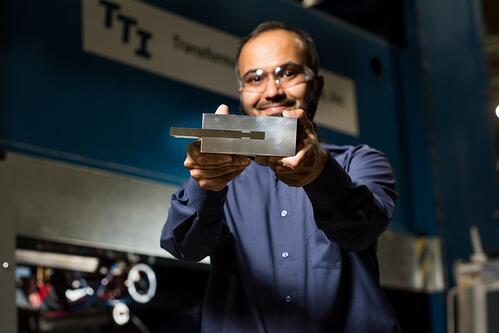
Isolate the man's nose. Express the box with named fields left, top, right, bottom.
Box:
left=263, top=78, right=285, bottom=99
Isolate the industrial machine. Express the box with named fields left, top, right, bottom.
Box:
left=1, top=0, right=497, bottom=332
left=446, top=227, right=499, bottom=333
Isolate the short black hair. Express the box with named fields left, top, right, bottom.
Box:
left=235, top=21, right=320, bottom=75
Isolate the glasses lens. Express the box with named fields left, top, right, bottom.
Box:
left=242, top=69, right=268, bottom=92
left=275, top=64, right=308, bottom=90
left=241, top=64, right=314, bottom=92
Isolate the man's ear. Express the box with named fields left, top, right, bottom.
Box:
left=314, top=75, right=324, bottom=100
left=305, top=75, right=324, bottom=121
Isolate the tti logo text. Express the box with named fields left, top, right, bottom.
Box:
left=99, top=0, right=153, bottom=59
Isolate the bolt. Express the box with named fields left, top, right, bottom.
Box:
left=2, top=262, right=9, bottom=269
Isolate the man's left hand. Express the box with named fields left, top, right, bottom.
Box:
left=255, top=109, right=329, bottom=187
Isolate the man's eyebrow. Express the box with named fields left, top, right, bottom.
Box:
left=242, top=68, right=259, bottom=78
left=242, top=62, right=302, bottom=78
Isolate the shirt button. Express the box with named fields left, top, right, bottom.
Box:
left=280, top=210, right=288, bottom=217
left=285, top=296, right=292, bottom=303
left=281, top=251, right=289, bottom=258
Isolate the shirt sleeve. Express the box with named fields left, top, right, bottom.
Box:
left=303, top=145, right=398, bottom=252
left=160, top=177, right=229, bottom=262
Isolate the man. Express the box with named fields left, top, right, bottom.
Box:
left=161, top=21, right=400, bottom=332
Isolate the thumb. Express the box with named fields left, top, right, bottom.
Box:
left=215, top=104, right=230, bottom=115
left=284, top=109, right=312, bottom=129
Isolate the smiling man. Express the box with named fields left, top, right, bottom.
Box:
left=161, top=22, right=400, bottom=332
left=237, top=28, right=320, bottom=118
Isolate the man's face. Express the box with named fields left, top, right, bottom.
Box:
left=237, top=29, right=317, bottom=117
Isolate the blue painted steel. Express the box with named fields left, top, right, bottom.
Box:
left=399, top=0, right=498, bottom=332
left=414, top=0, right=498, bottom=260
left=411, top=0, right=498, bottom=270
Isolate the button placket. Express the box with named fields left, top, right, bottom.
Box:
left=278, top=206, right=293, bottom=306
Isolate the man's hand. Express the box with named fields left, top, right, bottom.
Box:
left=255, top=109, right=329, bottom=187
left=184, top=104, right=251, bottom=192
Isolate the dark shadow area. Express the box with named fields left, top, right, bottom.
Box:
left=299, top=0, right=406, bottom=47
left=16, top=236, right=209, bottom=333
left=383, top=288, right=432, bottom=333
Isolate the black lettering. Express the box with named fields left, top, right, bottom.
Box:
left=172, top=34, right=181, bottom=49
left=170, top=34, right=235, bottom=68
left=99, top=0, right=120, bottom=28
left=117, top=14, right=137, bottom=43
left=135, top=29, right=153, bottom=59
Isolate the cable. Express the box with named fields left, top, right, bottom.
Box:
left=131, top=314, right=151, bottom=333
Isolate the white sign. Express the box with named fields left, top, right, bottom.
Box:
left=82, top=0, right=358, bottom=136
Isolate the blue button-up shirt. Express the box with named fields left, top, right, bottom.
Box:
left=161, top=144, right=400, bottom=333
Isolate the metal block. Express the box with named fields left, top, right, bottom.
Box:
left=171, top=114, right=297, bottom=156
left=3, top=152, right=181, bottom=259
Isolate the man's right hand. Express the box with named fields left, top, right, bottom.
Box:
left=184, top=104, right=251, bottom=192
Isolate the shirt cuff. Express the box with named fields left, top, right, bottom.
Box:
left=185, top=177, right=228, bottom=213
left=303, top=152, right=352, bottom=204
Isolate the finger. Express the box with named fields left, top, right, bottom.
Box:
left=199, top=152, right=251, bottom=165
left=187, top=143, right=232, bottom=164
left=275, top=165, right=311, bottom=175
left=215, top=104, right=230, bottom=115
left=284, top=109, right=316, bottom=139
left=186, top=152, right=250, bottom=169
left=190, top=164, right=248, bottom=180
left=185, top=154, right=233, bottom=168
left=280, top=147, right=308, bottom=169
left=224, top=168, right=246, bottom=183
left=231, top=155, right=251, bottom=165
left=255, top=156, right=271, bottom=166
left=268, top=156, right=283, bottom=164
left=283, top=108, right=310, bottom=125
left=283, top=109, right=308, bottom=123
left=186, top=157, right=250, bottom=170
left=282, top=109, right=299, bottom=119
left=186, top=140, right=201, bottom=157
left=198, top=168, right=245, bottom=191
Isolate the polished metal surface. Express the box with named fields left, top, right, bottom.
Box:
left=2, top=152, right=181, bottom=259
left=201, top=114, right=297, bottom=156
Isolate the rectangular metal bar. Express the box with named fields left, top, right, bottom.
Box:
left=170, top=114, right=297, bottom=156
left=201, top=114, right=297, bottom=156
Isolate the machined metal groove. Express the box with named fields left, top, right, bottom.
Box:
left=170, top=128, right=265, bottom=140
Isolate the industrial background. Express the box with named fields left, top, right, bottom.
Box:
left=1, top=0, right=498, bottom=332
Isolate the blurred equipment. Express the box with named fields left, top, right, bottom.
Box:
left=127, top=263, right=157, bottom=304
left=14, top=240, right=163, bottom=333
left=112, top=302, right=130, bottom=326
left=447, top=226, right=499, bottom=333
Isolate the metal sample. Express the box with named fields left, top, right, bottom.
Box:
left=170, top=114, right=297, bottom=156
